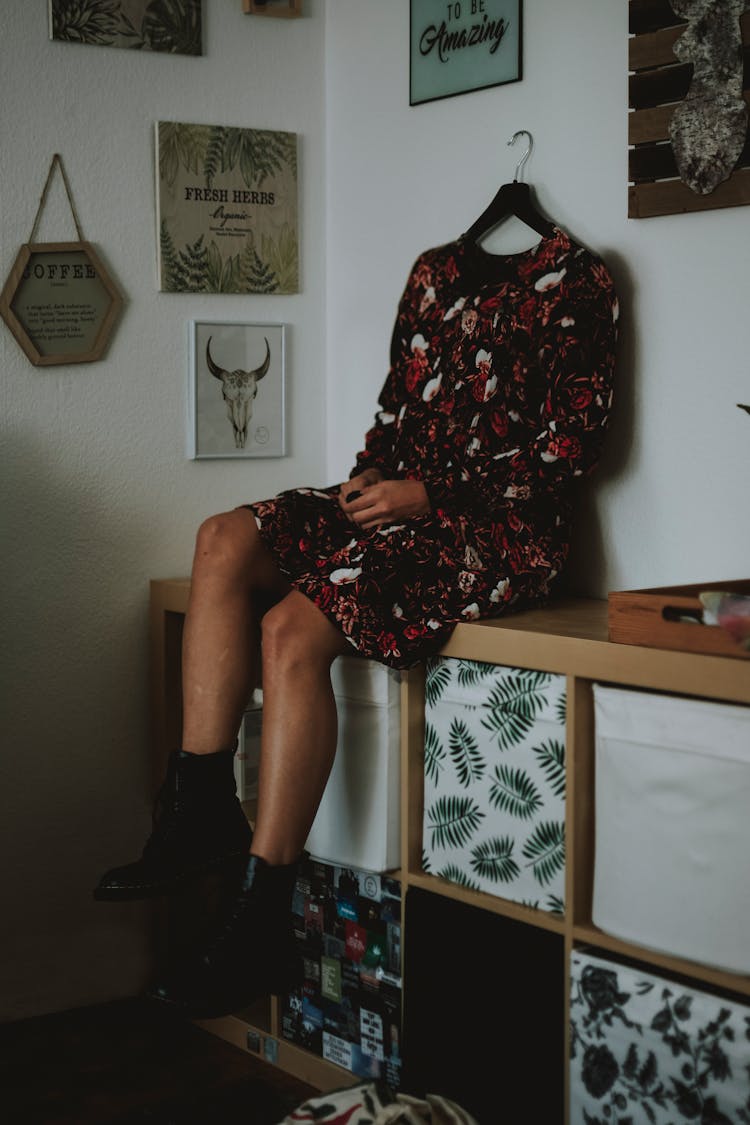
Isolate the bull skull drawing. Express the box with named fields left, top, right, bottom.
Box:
left=206, top=335, right=271, bottom=449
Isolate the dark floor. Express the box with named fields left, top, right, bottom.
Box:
left=0, top=997, right=316, bottom=1125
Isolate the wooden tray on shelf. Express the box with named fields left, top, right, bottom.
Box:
left=608, top=580, right=750, bottom=659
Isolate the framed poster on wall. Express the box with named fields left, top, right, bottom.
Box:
left=188, top=320, right=286, bottom=459
left=410, top=0, right=522, bottom=106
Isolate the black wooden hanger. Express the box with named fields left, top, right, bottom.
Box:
left=462, top=130, right=556, bottom=242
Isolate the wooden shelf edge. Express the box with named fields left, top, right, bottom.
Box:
left=572, top=922, right=750, bottom=999
left=406, top=871, right=566, bottom=936
left=192, top=1014, right=359, bottom=1091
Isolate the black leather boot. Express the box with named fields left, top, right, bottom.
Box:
left=94, top=748, right=253, bottom=901
left=148, top=854, right=302, bottom=1018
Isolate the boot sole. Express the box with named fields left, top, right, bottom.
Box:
left=92, top=851, right=249, bottom=902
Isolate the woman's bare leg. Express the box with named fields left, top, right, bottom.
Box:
left=181, top=509, right=289, bottom=755
left=251, top=591, right=350, bottom=865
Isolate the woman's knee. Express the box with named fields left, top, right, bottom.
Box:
left=194, top=509, right=256, bottom=574
left=261, top=594, right=344, bottom=673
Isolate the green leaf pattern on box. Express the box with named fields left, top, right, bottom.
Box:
left=570, top=948, right=750, bottom=1123
left=423, top=658, right=566, bottom=913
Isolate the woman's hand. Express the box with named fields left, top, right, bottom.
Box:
left=339, top=476, right=431, bottom=530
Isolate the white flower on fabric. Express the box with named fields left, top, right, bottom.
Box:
left=458, top=571, right=476, bottom=593
left=612, top=299, right=620, bottom=322
left=461, top=603, right=481, bottom=620
left=330, top=567, right=362, bottom=585
left=483, top=374, right=497, bottom=401
left=411, top=333, right=428, bottom=352
left=490, top=578, right=510, bottom=603
left=377, top=524, right=405, bottom=535
left=443, top=296, right=466, bottom=321
left=541, top=450, right=559, bottom=463
left=560, top=316, right=575, bottom=327
left=378, top=411, right=396, bottom=425
left=535, top=268, right=567, bottom=292
left=422, top=371, right=443, bottom=401
left=467, top=437, right=481, bottom=455
left=392, top=603, right=404, bottom=618
left=420, top=287, right=436, bottom=312
left=476, top=349, right=492, bottom=368
left=494, top=446, right=520, bottom=459
left=470, top=413, right=481, bottom=430
left=427, top=619, right=441, bottom=630
left=509, top=410, right=520, bottom=422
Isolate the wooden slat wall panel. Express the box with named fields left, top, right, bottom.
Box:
left=628, top=0, right=750, bottom=218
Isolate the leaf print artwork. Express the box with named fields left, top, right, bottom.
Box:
left=533, top=739, right=566, bottom=798
left=469, top=836, right=521, bottom=883
left=426, top=660, right=452, bottom=708
left=50, top=0, right=203, bottom=55
left=449, top=717, right=485, bottom=788
left=481, top=670, right=552, bottom=749
left=427, top=795, right=484, bottom=850
left=424, top=722, right=446, bottom=785
left=522, top=820, right=565, bottom=886
left=489, top=763, right=543, bottom=820
left=156, top=121, right=298, bottom=294
left=422, top=658, right=566, bottom=913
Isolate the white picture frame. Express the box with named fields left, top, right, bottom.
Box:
left=188, top=320, right=286, bottom=459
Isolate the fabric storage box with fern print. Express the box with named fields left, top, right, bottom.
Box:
left=569, top=947, right=750, bottom=1123
left=422, top=657, right=566, bottom=913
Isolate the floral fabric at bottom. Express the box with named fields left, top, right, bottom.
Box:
left=570, top=948, right=750, bottom=1124
left=275, top=1080, right=479, bottom=1124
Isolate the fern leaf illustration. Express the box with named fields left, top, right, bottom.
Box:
left=522, top=820, right=565, bottom=887
left=425, top=659, right=452, bottom=709
left=489, top=763, right=542, bottom=820
left=480, top=669, right=551, bottom=749
left=436, top=864, right=481, bottom=890
left=424, top=722, right=446, bottom=786
left=421, top=849, right=433, bottom=874
left=456, top=660, right=497, bottom=688
left=203, top=125, right=227, bottom=187
left=469, top=836, right=520, bottom=883
left=449, top=717, right=485, bottom=788
left=261, top=224, right=299, bottom=293
left=556, top=691, right=567, bottom=727
left=427, top=795, right=484, bottom=851
left=533, top=739, right=566, bottom=799
left=546, top=894, right=565, bottom=915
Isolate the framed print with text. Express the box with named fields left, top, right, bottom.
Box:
left=410, top=0, right=522, bottom=106
left=188, top=320, right=286, bottom=459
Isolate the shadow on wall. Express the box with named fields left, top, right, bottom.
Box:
left=560, top=249, right=636, bottom=599
left=0, top=423, right=155, bottom=1020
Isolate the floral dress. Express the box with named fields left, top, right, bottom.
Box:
left=248, top=227, right=619, bottom=670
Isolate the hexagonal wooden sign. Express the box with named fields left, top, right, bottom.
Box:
left=0, top=241, right=123, bottom=366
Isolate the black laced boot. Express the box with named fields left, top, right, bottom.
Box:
left=147, top=854, right=302, bottom=1018
left=93, top=748, right=253, bottom=901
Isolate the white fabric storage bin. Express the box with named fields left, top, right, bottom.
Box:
left=305, top=656, right=401, bottom=873
left=593, top=684, right=750, bottom=974
left=570, top=947, right=750, bottom=1122
left=422, top=658, right=566, bottom=912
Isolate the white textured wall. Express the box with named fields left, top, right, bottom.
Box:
left=325, top=1, right=750, bottom=594
left=0, top=1, right=327, bottom=1019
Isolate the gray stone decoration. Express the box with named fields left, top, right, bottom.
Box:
left=668, top=0, right=748, bottom=195
left=422, top=658, right=566, bottom=913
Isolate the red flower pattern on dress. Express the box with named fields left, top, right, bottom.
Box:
left=247, top=228, right=618, bottom=669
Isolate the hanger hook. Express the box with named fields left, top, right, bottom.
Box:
left=507, top=130, right=533, bottom=182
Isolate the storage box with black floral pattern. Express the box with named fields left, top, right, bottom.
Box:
left=569, top=947, right=750, bottom=1124
left=422, top=657, right=566, bottom=912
